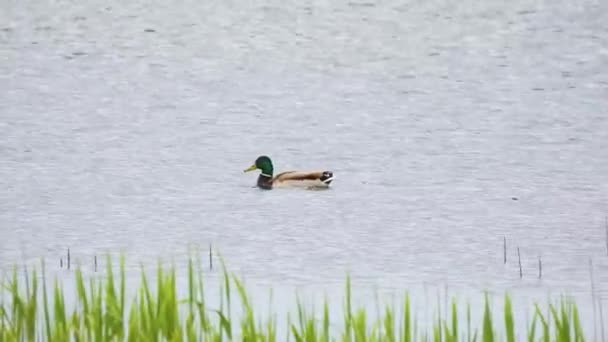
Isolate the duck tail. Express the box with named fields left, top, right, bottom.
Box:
left=320, top=171, right=334, bottom=184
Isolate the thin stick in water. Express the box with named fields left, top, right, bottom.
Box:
left=94, top=255, right=97, bottom=272
left=503, top=236, right=507, bottom=264
left=209, top=244, right=213, bottom=270
left=538, top=256, right=542, bottom=279
left=517, top=247, right=522, bottom=279
left=67, top=248, right=71, bottom=270
left=60, top=258, right=63, bottom=268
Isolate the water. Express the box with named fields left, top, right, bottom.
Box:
left=2, top=0, right=608, bottom=334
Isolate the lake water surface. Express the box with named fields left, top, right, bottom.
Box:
left=2, top=0, right=608, bottom=335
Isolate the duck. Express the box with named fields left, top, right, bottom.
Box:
left=243, top=155, right=334, bottom=190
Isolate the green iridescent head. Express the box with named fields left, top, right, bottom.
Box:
left=243, top=155, right=274, bottom=176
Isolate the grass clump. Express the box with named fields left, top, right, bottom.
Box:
left=0, top=255, right=588, bottom=341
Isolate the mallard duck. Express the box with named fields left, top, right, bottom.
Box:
left=243, top=155, right=334, bottom=190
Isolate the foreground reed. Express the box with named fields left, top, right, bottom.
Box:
left=0, top=255, right=587, bottom=341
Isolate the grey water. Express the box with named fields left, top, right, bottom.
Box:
left=2, top=0, right=608, bottom=335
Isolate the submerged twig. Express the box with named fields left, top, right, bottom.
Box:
left=517, top=247, right=522, bottom=279
left=67, top=248, right=71, bottom=270
left=209, top=244, right=213, bottom=270
left=503, top=236, right=507, bottom=264
left=538, top=256, right=542, bottom=279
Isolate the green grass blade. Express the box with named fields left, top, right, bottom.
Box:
left=482, top=293, right=493, bottom=342
left=403, top=293, right=411, bottom=342
left=504, top=294, right=515, bottom=342
left=527, top=311, right=538, bottom=342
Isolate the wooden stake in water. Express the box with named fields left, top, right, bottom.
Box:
left=517, top=247, right=522, bottom=278
left=94, top=255, right=97, bottom=272
left=209, top=244, right=213, bottom=270
left=67, top=248, right=71, bottom=270
left=503, top=236, right=507, bottom=264
left=538, top=256, right=542, bottom=279
left=60, top=258, right=63, bottom=268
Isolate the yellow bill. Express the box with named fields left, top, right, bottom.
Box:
left=243, top=164, right=257, bottom=172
